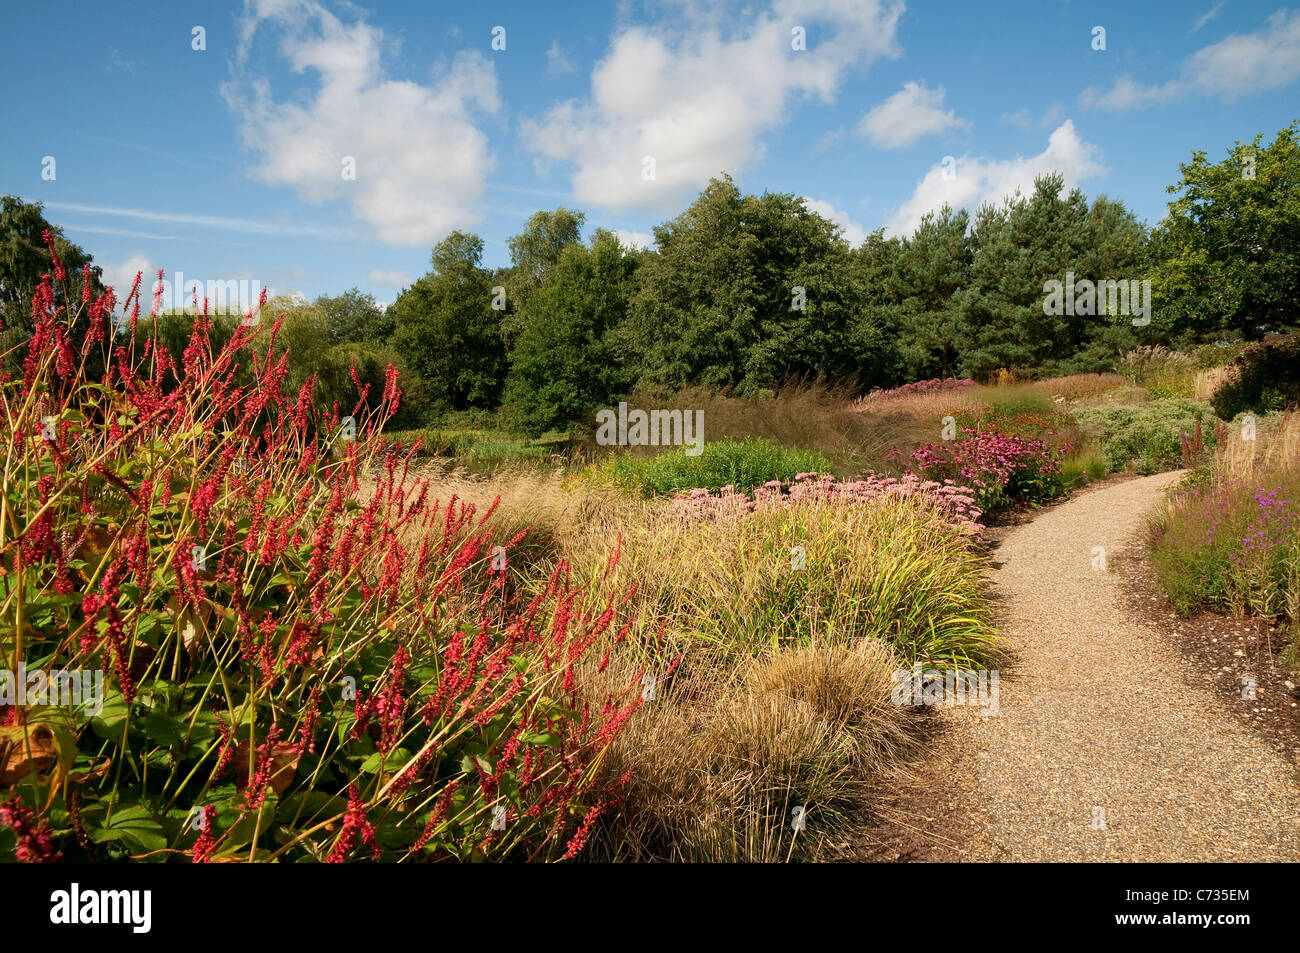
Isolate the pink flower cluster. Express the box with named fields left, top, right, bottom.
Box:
left=670, top=471, right=984, bottom=535
left=910, top=430, right=1060, bottom=491
left=865, top=378, right=975, bottom=400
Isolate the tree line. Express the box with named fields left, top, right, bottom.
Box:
left=3, top=121, right=1295, bottom=436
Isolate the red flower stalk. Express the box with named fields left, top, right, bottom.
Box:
left=297, top=687, right=322, bottom=755
left=375, top=645, right=410, bottom=753
left=41, top=230, right=66, bottom=282
left=381, top=363, right=401, bottom=416
left=150, top=269, right=165, bottom=318
left=191, top=806, right=219, bottom=863
left=213, top=718, right=236, bottom=780
left=241, top=723, right=284, bottom=812
left=326, top=783, right=379, bottom=862
left=562, top=800, right=612, bottom=860
left=0, top=796, right=62, bottom=862
left=412, top=780, right=460, bottom=851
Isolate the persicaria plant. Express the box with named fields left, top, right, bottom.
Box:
left=0, top=252, right=643, bottom=862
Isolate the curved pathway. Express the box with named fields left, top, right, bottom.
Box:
left=941, top=472, right=1300, bottom=861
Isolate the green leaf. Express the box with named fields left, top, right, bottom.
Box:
left=360, top=748, right=413, bottom=774
left=141, top=710, right=185, bottom=747
left=91, top=806, right=167, bottom=853
left=221, top=794, right=279, bottom=850
left=90, top=692, right=130, bottom=738
left=519, top=731, right=560, bottom=746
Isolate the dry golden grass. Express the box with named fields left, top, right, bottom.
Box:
left=589, top=639, right=919, bottom=862
left=381, top=461, right=628, bottom=568
left=1216, top=409, right=1300, bottom=479
left=617, top=379, right=997, bottom=475
left=848, top=388, right=983, bottom=472
left=1195, top=365, right=1238, bottom=402
left=1028, top=373, right=1127, bottom=405
left=618, top=379, right=861, bottom=453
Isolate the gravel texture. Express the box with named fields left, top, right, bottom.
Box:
left=944, top=471, right=1300, bottom=862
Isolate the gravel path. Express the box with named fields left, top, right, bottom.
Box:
left=946, top=472, right=1300, bottom=862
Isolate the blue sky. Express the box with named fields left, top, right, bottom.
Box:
left=3, top=0, right=1298, bottom=306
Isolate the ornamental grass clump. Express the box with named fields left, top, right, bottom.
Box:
left=573, top=488, right=997, bottom=668
left=0, top=253, right=643, bottom=863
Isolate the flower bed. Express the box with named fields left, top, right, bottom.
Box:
left=670, top=471, right=984, bottom=535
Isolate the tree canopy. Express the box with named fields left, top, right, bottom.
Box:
left=6, top=122, right=1295, bottom=433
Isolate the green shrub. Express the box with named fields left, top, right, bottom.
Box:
left=1075, top=399, right=1218, bottom=474
left=601, top=438, right=833, bottom=495
left=1188, top=340, right=1250, bottom=369
left=1210, top=333, right=1300, bottom=419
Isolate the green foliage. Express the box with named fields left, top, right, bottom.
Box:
left=314, top=287, right=392, bottom=344
left=383, top=427, right=555, bottom=461
left=601, top=438, right=832, bottom=495
left=0, top=196, right=103, bottom=318
left=1076, top=399, right=1218, bottom=474
left=501, top=207, right=586, bottom=338
left=618, top=176, right=895, bottom=397
left=1060, top=448, right=1108, bottom=487
left=885, top=205, right=972, bottom=380
left=390, top=231, right=507, bottom=412
left=139, top=301, right=430, bottom=429
left=503, top=230, right=636, bottom=436
left=957, top=176, right=1148, bottom=381
left=6, top=123, right=1295, bottom=433
left=1210, top=332, right=1300, bottom=418
left=1150, top=469, right=1300, bottom=628
left=1149, top=121, right=1300, bottom=342
left=4, top=283, right=637, bottom=862
left=1119, top=345, right=1197, bottom=399
left=0, top=196, right=106, bottom=379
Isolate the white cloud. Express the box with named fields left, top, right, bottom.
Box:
left=44, top=201, right=342, bottom=239
left=886, top=120, right=1105, bottom=238
left=63, top=224, right=177, bottom=241
left=612, top=228, right=655, bottom=250
left=802, top=198, right=867, bottom=246
left=547, top=39, right=575, bottom=75
left=1079, top=76, right=1181, bottom=111
left=857, top=81, right=969, bottom=148
left=368, top=268, right=412, bottom=287
left=521, top=0, right=904, bottom=214
left=1193, top=1, right=1227, bottom=32
left=1081, top=9, right=1300, bottom=110
left=223, top=0, right=500, bottom=246
left=1000, top=108, right=1032, bottom=129
left=100, top=254, right=156, bottom=294
left=1002, top=102, right=1065, bottom=128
